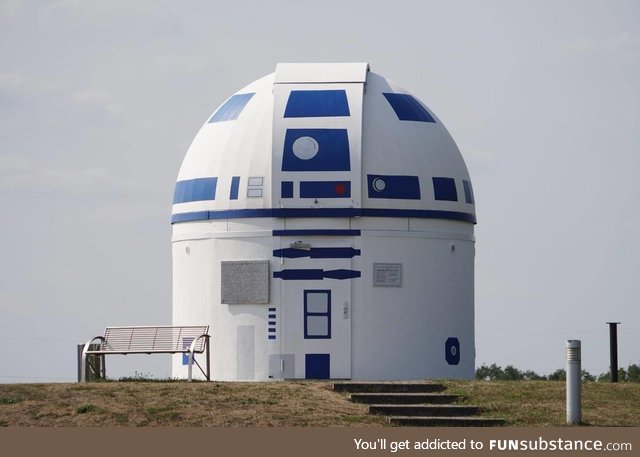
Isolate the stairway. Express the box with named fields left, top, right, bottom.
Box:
left=333, top=382, right=505, bottom=427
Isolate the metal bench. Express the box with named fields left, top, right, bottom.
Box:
left=80, top=325, right=210, bottom=382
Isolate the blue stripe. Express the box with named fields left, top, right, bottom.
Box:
left=300, top=181, right=351, bottom=198
left=382, top=93, right=435, bottom=123
left=171, top=209, right=476, bottom=224
left=433, top=177, right=458, bottom=202
left=229, top=176, right=240, bottom=200
left=274, top=269, right=324, bottom=280
left=268, top=321, right=276, bottom=326
left=268, top=314, right=276, bottom=319
left=367, top=175, right=420, bottom=199
left=282, top=129, right=350, bottom=172
left=171, top=211, right=211, bottom=223
left=274, top=269, right=361, bottom=280
left=273, top=229, right=361, bottom=237
left=208, top=93, right=254, bottom=123
left=268, top=308, right=276, bottom=312
left=268, top=335, right=276, bottom=340
left=284, top=90, right=350, bottom=118
left=268, top=328, right=276, bottom=333
left=273, top=247, right=361, bottom=259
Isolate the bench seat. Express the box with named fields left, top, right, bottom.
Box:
left=81, top=325, right=210, bottom=382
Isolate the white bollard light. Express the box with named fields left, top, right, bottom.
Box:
left=566, top=340, right=581, bottom=425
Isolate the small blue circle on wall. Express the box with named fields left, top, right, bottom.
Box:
left=445, top=337, right=460, bottom=365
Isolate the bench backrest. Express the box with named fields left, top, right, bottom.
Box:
left=101, top=325, right=209, bottom=354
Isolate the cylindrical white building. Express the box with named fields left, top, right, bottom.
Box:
left=172, top=63, right=476, bottom=381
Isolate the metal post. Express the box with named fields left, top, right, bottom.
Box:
left=607, top=322, right=620, bottom=383
left=566, top=340, right=581, bottom=425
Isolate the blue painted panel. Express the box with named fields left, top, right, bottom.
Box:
left=268, top=314, right=276, bottom=319
left=229, top=176, right=240, bottom=200
left=272, top=229, right=361, bottom=236
left=382, top=93, right=435, bottom=122
left=273, top=269, right=360, bottom=280
left=367, top=175, right=421, bottom=199
left=282, top=129, right=350, bottom=172
left=281, top=181, right=294, bottom=198
left=208, top=93, right=254, bottom=123
left=323, top=269, right=360, bottom=280
left=463, top=180, right=474, bottom=204
left=182, top=337, right=193, bottom=365
left=305, top=354, right=330, bottom=379
left=268, top=328, right=276, bottom=333
left=268, top=321, right=276, bottom=326
left=300, top=181, right=351, bottom=198
left=273, top=247, right=361, bottom=259
left=445, top=337, right=460, bottom=365
left=173, top=177, right=218, bottom=204
left=433, top=177, right=458, bottom=201
left=268, top=335, right=276, bottom=340
left=304, top=290, right=331, bottom=339
left=268, top=308, right=276, bottom=312
left=172, top=209, right=477, bottom=224
left=284, top=90, right=350, bottom=118
left=273, top=269, right=324, bottom=280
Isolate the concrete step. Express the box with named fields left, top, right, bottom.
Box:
left=389, top=416, right=506, bottom=427
left=369, top=404, right=479, bottom=417
left=333, top=382, right=446, bottom=393
left=349, top=393, right=460, bottom=404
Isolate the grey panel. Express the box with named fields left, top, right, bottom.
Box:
left=373, top=262, right=403, bottom=287
left=221, top=260, right=269, bottom=304
left=306, top=292, right=329, bottom=313
left=236, top=325, right=255, bottom=380
left=268, top=354, right=295, bottom=379
left=306, top=316, right=329, bottom=337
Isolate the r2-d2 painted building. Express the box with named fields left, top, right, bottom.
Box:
left=172, top=63, right=476, bottom=380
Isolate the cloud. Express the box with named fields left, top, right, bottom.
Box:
left=0, top=154, right=155, bottom=197
left=0, top=0, right=24, bottom=19
left=0, top=72, right=63, bottom=95
left=39, top=0, right=161, bottom=20
left=153, top=54, right=211, bottom=73
left=559, top=34, right=640, bottom=63
left=72, top=89, right=124, bottom=117
left=459, top=143, right=496, bottom=161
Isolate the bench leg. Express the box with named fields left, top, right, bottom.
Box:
left=188, top=351, right=194, bottom=382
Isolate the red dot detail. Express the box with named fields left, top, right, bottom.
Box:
left=335, top=184, right=346, bottom=195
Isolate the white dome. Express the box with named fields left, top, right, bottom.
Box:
left=172, top=63, right=475, bottom=225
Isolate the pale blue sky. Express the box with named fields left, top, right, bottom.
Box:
left=1, top=0, right=638, bottom=381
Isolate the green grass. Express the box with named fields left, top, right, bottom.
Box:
left=443, top=380, right=640, bottom=426
left=0, top=380, right=638, bottom=427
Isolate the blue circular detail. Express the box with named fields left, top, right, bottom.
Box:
left=445, top=337, right=460, bottom=365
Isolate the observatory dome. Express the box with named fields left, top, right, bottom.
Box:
left=172, top=63, right=475, bottom=222
left=172, top=63, right=476, bottom=381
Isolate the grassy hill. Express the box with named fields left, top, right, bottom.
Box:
left=1, top=380, right=638, bottom=427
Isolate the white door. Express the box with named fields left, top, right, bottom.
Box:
left=274, top=236, right=358, bottom=379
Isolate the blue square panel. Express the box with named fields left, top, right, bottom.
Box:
left=208, top=93, right=254, bottom=123
left=305, top=353, right=330, bottom=379
left=173, top=177, right=218, bottom=204
left=432, top=177, right=458, bottom=202
left=284, top=90, right=350, bottom=118
left=382, top=93, right=435, bottom=123
left=281, top=181, right=294, bottom=198
left=281, top=129, right=350, bottom=172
